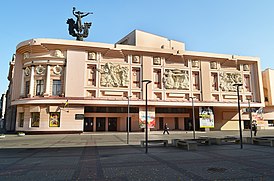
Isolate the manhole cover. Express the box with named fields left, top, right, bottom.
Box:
left=207, top=167, right=227, bottom=173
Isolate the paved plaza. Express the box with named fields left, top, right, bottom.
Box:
left=0, top=130, right=274, bottom=180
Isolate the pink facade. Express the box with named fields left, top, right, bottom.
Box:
left=10, top=30, right=265, bottom=133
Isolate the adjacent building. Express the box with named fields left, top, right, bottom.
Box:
left=7, top=30, right=265, bottom=133
left=262, top=69, right=274, bottom=128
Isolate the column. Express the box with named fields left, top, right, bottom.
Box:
left=20, top=69, right=25, bottom=97
left=29, top=66, right=35, bottom=97
left=44, top=65, right=51, bottom=96
left=105, top=118, right=108, bottom=131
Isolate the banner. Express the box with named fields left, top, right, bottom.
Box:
left=139, top=107, right=155, bottom=128
left=49, top=112, right=60, bottom=127
left=199, top=107, right=214, bottom=128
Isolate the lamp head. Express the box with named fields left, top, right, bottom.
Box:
left=142, top=80, right=152, bottom=84
left=233, top=83, right=243, bottom=86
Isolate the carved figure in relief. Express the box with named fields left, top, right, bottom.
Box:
left=192, top=60, right=199, bottom=68
left=163, top=70, right=175, bottom=89
left=163, top=69, right=189, bottom=89
left=88, top=52, right=96, bottom=60
left=98, top=62, right=129, bottom=87
left=153, top=57, right=161, bottom=65
left=243, top=64, right=249, bottom=71
left=23, top=53, right=30, bottom=59
left=24, top=67, right=31, bottom=76
left=219, top=72, right=242, bottom=92
left=210, top=61, right=217, bottom=69
left=133, top=56, right=140, bottom=63
left=119, top=66, right=129, bottom=86
left=52, top=50, right=64, bottom=58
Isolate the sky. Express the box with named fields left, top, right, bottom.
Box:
left=1, top=0, right=274, bottom=94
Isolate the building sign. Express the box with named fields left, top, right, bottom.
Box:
left=49, top=112, right=60, bottom=127
left=139, top=107, right=155, bottom=129
left=75, top=114, right=85, bottom=120
left=199, top=107, right=214, bottom=128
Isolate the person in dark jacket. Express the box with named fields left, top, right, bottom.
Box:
left=163, top=123, right=169, bottom=135
left=252, top=121, right=258, bottom=136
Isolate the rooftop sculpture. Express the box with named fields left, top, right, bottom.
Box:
left=67, top=7, right=92, bottom=41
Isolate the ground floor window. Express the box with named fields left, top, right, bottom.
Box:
left=268, top=120, right=274, bottom=127
left=31, top=112, right=40, bottom=127
left=49, top=112, right=60, bottom=127
left=19, top=112, right=24, bottom=127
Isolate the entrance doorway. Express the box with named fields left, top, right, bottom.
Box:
left=84, top=117, right=93, bottom=132
left=244, top=120, right=251, bottom=129
left=96, top=117, right=106, bottom=131
left=126, top=117, right=132, bottom=132
left=159, top=117, right=164, bottom=130
left=108, top=117, right=117, bottom=131
left=175, top=117, right=179, bottom=130
left=185, top=118, right=193, bottom=131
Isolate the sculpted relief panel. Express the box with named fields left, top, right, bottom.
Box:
left=219, top=72, right=242, bottom=92
left=163, top=69, right=189, bottom=90
left=98, top=63, right=129, bottom=87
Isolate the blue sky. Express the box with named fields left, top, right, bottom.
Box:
left=1, top=0, right=274, bottom=94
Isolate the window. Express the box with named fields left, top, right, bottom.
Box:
left=132, top=68, right=140, bottom=88
left=87, top=64, right=96, bottom=86
left=268, top=120, right=274, bottom=127
left=175, top=117, right=179, bottom=129
left=49, top=112, right=60, bottom=127
left=192, top=71, right=200, bottom=90
left=31, top=112, right=40, bottom=127
left=19, top=112, right=24, bottom=127
left=52, top=80, right=62, bottom=96
left=244, top=75, right=251, bottom=92
left=36, top=80, right=44, bottom=96
left=211, top=73, right=218, bottom=91
left=153, top=69, right=161, bottom=89
left=25, top=81, right=30, bottom=97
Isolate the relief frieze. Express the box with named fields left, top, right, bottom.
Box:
left=163, top=69, right=189, bottom=90
left=219, top=72, right=242, bottom=92
left=98, top=62, right=129, bottom=87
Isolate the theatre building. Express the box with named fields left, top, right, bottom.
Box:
left=9, top=30, right=265, bottom=133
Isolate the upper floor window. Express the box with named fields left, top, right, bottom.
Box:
left=132, top=67, right=140, bottom=88
left=192, top=71, right=200, bottom=90
left=87, top=64, right=96, bottom=86
left=36, top=80, right=44, bottom=96
left=153, top=69, right=161, bottom=89
left=244, top=75, right=251, bottom=92
left=52, top=80, right=62, bottom=96
left=211, top=73, right=218, bottom=91
left=25, top=81, right=30, bottom=97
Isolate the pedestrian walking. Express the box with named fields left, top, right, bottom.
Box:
left=163, top=123, right=169, bottom=134
left=252, top=121, right=258, bottom=136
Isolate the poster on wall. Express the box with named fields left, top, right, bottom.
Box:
left=139, top=107, right=155, bottom=129
left=49, top=112, right=60, bottom=127
left=199, top=107, right=214, bottom=128
left=252, top=107, right=265, bottom=126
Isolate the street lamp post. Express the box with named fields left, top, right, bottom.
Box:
left=190, top=97, right=196, bottom=139
left=234, top=83, right=243, bottom=149
left=142, top=80, right=152, bottom=154
left=126, top=95, right=132, bottom=144
left=248, top=98, right=253, bottom=140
